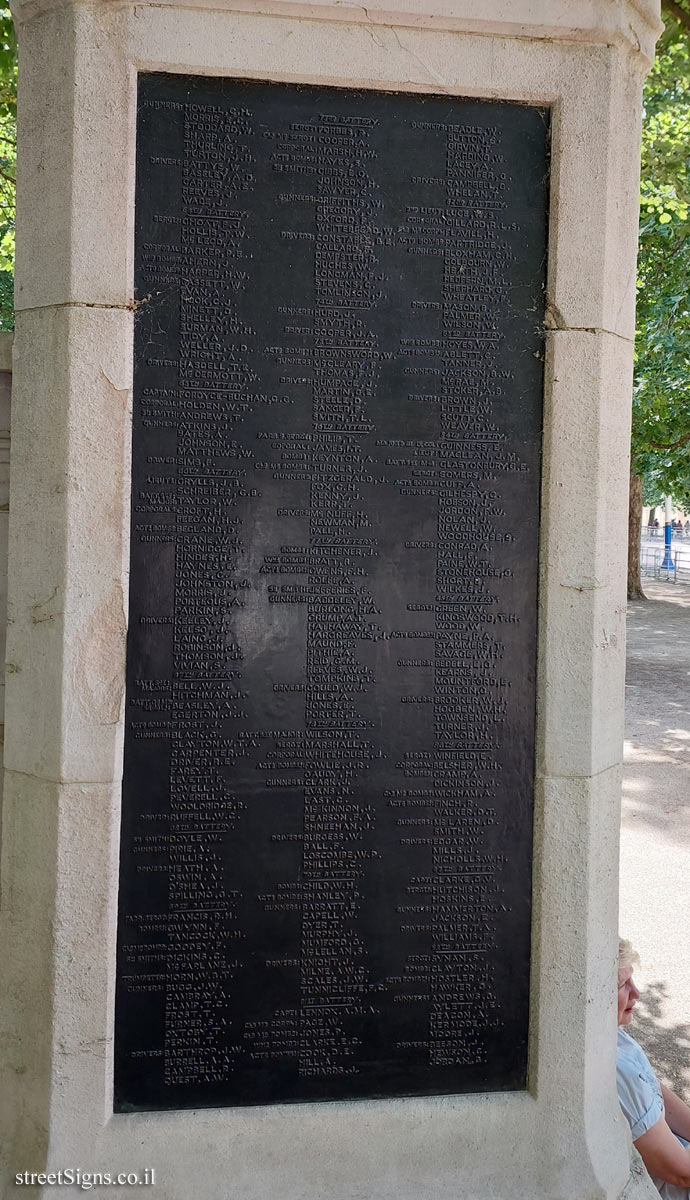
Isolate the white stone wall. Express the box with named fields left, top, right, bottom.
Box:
left=0, top=2, right=662, bottom=1198
left=0, top=330, right=11, bottom=806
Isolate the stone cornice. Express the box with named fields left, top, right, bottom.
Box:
left=10, top=0, right=663, bottom=66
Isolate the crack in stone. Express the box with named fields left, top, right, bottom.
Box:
left=559, top=580, right=605, bottom=592
left=544, top=296, right=633, bottom=343
left=99, top=365, right=129, bottom=393
left=15, top=300, right=147, bottom=315
left=4, top=765, right=117, bottom=786
left=546, top=326, right=634, bottom=343
left=389, top=25, right=449, bottom=89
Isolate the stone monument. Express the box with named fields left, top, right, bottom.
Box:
left=0, top=1, right=662, bottom=1197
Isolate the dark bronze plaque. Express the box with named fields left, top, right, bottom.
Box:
left=115, top=73, right=548, bottom=1112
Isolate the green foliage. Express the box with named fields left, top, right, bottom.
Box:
left=641, top=465, right=689, bottom=509
left=0, top=7, right=14, bottom=329
left=633, top=14, right=690, bottom=506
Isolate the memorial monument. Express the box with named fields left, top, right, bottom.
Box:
left=0, top=1, right=663, bottom=1197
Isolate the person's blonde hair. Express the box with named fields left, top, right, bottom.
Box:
left=619, top=937, right=640, bottom=969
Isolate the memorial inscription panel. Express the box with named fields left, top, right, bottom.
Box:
left=115, top=74, right=548, bottom=1112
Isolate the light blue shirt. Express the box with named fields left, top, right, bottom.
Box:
left=617, top=1027, right=664, bottom=1140
left=617, top=1030, right=690, bottom=1199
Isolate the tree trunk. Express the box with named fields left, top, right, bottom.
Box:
left=628, top=472, right=646, bottom=600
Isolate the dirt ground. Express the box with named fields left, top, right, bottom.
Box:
left=619, top=577, right=690, bottom=1097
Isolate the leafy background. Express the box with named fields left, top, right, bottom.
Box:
left=634, top=4, right=690, bottom=509
left=0, top=8, right=14, bottom=330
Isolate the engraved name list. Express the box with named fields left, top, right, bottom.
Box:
left=115, top=75, right=548, bottom=1111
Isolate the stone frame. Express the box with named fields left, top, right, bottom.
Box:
left=0, top=2, right=662, bottom=1197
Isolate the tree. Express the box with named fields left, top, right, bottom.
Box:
left=0, top=8, right=14, bottom=330
left=629, top=4, right=690, bottom=597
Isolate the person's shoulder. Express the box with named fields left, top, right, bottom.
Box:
left=616, top=1028, right=664, bottom=1139
left=617, top=1029, right=659, bottom=1090
left=618, top=1027, right=640, bottom=1055
left=617, top=1028, right=653, bottom=1072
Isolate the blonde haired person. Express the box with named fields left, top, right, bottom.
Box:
left=618, top=938, right=690, bottom=1197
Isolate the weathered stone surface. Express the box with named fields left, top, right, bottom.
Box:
left=0, top=329, right=13, bottom=372
left=538, top=330, right=633, bottom=779
left=0, top=773, right=116, bottom=1173
left=0, top=332, right=12, bottom=752
left=4, top=305, right=131, bottom=783
left=10, top=0, right=664, bottom=65
left=532, top=767, right=659, bottom=1199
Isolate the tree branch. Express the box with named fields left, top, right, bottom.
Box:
left=649, top=430, right=690, bottom=450
left=662, top=0, right=690, bottom=34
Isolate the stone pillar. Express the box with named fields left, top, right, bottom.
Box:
left=0, top=329, right=11, bottom=798
left=0, top=2, right=661, bottom=1197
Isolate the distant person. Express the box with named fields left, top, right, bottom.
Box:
left=653, top=519, right=660, bottom=537
left=684, top=520, right=690, bottom=539
left=617, top=938, right=690, bottom=1197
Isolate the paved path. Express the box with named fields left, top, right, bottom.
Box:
left=619, top=578, right=690, bottom=1097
